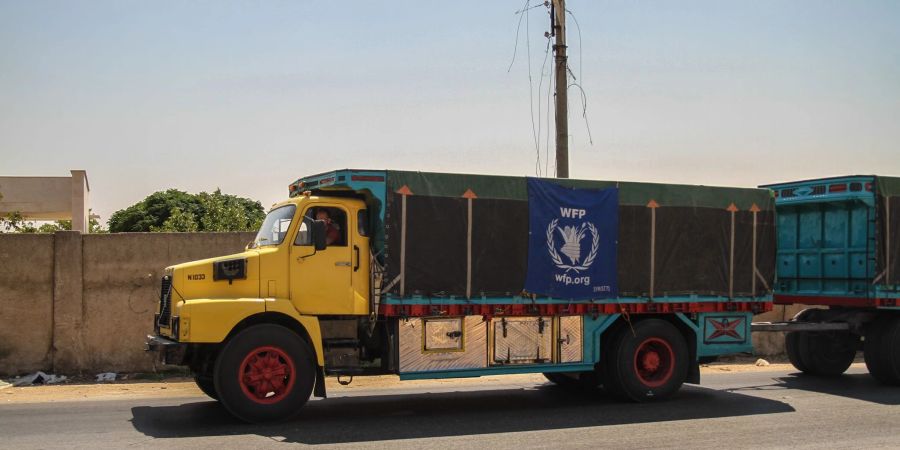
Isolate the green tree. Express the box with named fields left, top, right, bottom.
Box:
left=108, top=189, right=200, bottom=232
left=197, top=189, right=265, bottom=232
left=1, top=211, right=37, bottom=233
left=151, top=207, right=199, bottom=232
left=108, top=189, right=263, bottom=233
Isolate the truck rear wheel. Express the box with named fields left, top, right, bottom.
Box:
left=214, top=324, right=316, bottom=423
left=864, top=317, right=900, bottom=385
left=602, top=319, right=688, bottom=402
left=795, top=331, right=858, bottom=376
left=785, top=331, right=809, bottom=373
left=785, top=309, right=817, bottom=373
left=786, top=309, right=857, bottom=376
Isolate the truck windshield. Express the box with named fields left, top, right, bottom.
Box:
left=251, top=205, right=296, bottom=248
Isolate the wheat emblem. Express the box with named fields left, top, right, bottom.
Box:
left=546, top=218, right=600, bottom=273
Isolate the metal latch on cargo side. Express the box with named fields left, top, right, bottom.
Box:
left=558, top=334, right=570, bottom=345
left=337, top=375, right=353, bottom=386
left=446, top=331, right=462, bottom=339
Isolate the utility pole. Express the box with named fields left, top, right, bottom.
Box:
left=552, top=0, right=568, bottom=178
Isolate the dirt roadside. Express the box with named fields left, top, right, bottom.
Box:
left=0, top=358, right=816, bottom=405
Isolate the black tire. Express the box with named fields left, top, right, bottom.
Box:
left=543, top=371, right=598, bottom=390
left=785, top=309, right=818, bottom=373
left=194, top=374, right=219, bottom=400
left=865, top=317, right=900, bottom=385
left=787, top=309, right=857, bottom=376
left=602, top=319, right=689, bottom=402
left=799, top=331, right=858, bottom=376
left=214, top=324, right=316, bottom=423
left=785, top=331, right=809, bottom=373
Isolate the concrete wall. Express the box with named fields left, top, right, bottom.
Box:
left=0, top=234, right=54, bottom=374
left=0, top=229, right=796, bottom=374
left=0, top=231, right=254, bottom=375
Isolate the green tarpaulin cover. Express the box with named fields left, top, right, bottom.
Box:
left=381, top=171, right=775, bottom=300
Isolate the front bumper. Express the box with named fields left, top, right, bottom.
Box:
left=145, top=335, right=188, bottom=365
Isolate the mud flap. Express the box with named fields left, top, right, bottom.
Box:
left=686, top=361, right=701, bottom=385
left=314, top=365, right=327, bottom=398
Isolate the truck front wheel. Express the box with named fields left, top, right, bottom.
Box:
left=194, top=375, right=218, bottom=400
left=214, top=324, right=316, bottom=423
left=602, top=319, right=688, bottom=402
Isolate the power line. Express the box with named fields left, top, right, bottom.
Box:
left=525, top=1, right=541, bottom=176
left=565, top=8, right=592, bottom=147
left=545, top=50, right=554, bottom=176
left=566, top=9, right=583, bottom=84
left=568, top=82, right=593, bottom=145
left=506, top=0, right=530, bottom=73
left=506, top=1, right=544, bottom=175
left=515, top=1, right=549, bottom=15
left=536, top=35, right=552, bottom=177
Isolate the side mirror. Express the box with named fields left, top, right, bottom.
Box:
left=312, top=220, right=328, bottom=251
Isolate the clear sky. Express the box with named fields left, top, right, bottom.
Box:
left=2, top=1, right=899, bottom=223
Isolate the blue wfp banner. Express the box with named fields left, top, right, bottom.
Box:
left=524, top=178, right=618, bottom=300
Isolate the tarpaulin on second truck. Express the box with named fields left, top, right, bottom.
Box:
left=364, top=171, right=776, bottom=302
left=876, top=176, right=900, bottom=288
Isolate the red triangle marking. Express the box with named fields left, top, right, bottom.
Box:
left=461, top=189, right=478, bottom=199
left=646, top=199, right=660, bottom=208
left=396, top=185, right=413, bottom=196
left=749, top=203, right=761, bottom=213
left=726, top=203, right=739, bottom=212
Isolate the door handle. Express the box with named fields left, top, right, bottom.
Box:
left=353, top=245, right=360, bottom=272
left=335, top=261, right=351, bottom=267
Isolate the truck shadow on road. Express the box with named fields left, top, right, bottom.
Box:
left=732, top=372, right=900, bottom=405
left=130, top=383, right=793, bottom=444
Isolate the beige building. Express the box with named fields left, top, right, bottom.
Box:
left=0, top=170, right=91, bottom=232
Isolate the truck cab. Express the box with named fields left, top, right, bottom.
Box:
left=149, top=192, right=387, bottom=422
left=153, top=193, right=372, bottom=337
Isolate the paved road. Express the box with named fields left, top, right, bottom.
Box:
left=1, top=366, right=898, bottom=449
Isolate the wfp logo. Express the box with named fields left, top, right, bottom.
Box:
left=546, top=207, right=600, bottom=274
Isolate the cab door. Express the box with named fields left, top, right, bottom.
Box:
left=290, top=203, right=354, bottom=315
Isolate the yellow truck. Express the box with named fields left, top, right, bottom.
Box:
left=147, top=169, right=775, bottom=422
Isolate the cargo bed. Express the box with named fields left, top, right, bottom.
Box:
left=291, top=169, right=776, bottom=315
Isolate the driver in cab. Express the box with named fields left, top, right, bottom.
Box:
left=315, top=209, right=341, bottom=246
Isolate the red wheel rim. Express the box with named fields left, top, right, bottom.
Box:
left=238, top=346, right=296, bottom=404
left=633, top=337, right=675, bottom=388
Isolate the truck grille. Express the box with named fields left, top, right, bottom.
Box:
left=157, top=275, right=173, bottom=328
